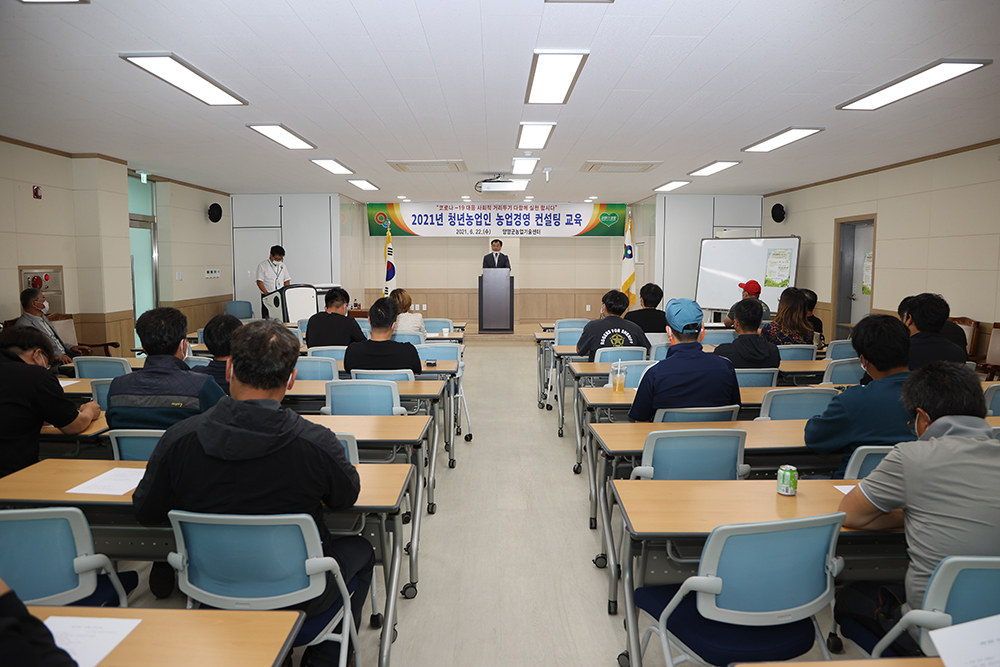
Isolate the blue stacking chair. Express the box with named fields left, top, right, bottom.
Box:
left=653, top=405, right=741, bottom=423
left=357, top=319, right=372, bottom=339
left=555, top=318, right=590, bottom=330
left=632, top=430, right=751, bottom=481
left=778, top=344, right=817, bottom=360
left=843, top=445, right=893, bottom=480
left=424, top=318, right=453, bottom=333
left=90, top=378, right=112, bottom=411
left=756, top=387, right=840, bottom=421
left=75, top=357, right=131, bottom=379
left=985, top=384, right=1000, bottom=416
left=626, top=513, right=846, bottom=667
left=197, top=328, right=205, bottom=344
left=296, top=357, right=338, bottom=381
left=822, top=358, right=864, bottom=384
left=225, top=300, right=253, bottom=319
left=824, top=340, right=857, bottom=360
left=735, top=368, right=779, bottom=387
left=298, top=318, right=310, bottom=334
left=651, top=343, right=670, bottom=361
left=309, top=346, right=348, bottom=361
left=109, top=429, right=166, bottom=461
left=849, top=556, right=1000, bottom=657
left=392, top=332, right=423, bottom=345
left=604, top=361, right=657, bottom=389
left=0, top=507, right=138, bottom=607
left=185, top=356, right=211, bottom=368
left=595, top=347, right=646, bottom=364
left=554, top=328, right=583, bottom=347
left=321, top=380, right=406, bottom=416
left=416, top=343, right=472, bottom=440
left=701, top=330, right=736, bottom=346
left=167, top=511, right=360, bottom=667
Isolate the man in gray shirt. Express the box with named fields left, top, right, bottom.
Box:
left=15, top=288, right=89, bottom=366
left=839, top=361, right=1000, bottom=610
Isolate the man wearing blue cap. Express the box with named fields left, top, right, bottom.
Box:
left=629, top=298, right=741, bottom=422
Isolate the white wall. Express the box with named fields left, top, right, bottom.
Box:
left=762, top=143, right=1000, bottom=323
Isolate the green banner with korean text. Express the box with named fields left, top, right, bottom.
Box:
left=367, top=202, right=626, bottom=237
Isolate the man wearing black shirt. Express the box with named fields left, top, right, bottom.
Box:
left=0, top=328, right=100, bottom=478
left=624, top=283, right=668, bottom=333
left=577, top=290, right=651, bottom=362
left=713, top=298, right=781, bottom=368
left=344, top=297, right=421, bottom=375
left=190, top=314, right=242, bottom=394
left=903, top=293, right=967, bottom=369
left=307, top=287, right=366, bottom=348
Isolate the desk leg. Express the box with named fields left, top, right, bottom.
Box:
left=536, top=342, right=544, bottom=407
left=407, top=441, right=425, bottom=589
left=380, top=513, right=404, bottom=667
left=622, top=536, right=643, bottom=667
left=447, top=376, right=456, bottom=468
left=557, top=356, right=566, bottom=437
left=573, top=374, right=584, bottom=473
left=425, top=399, right=439, bottom=513
left=599, top=455, right=619, bottom=614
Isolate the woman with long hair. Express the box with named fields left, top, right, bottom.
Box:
left=760, top=287, right=813, bottom=345
left=389, top=288, right=425, bottom=336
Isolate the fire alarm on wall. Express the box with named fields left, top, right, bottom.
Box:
left=32, top=186, right=41, bottom=199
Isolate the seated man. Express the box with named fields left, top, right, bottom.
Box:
left=838, top=361, right=1000, bottom=652
left=107, top=307, right=226, bottom=430
left=343, top=297, right=421, bottom=375
left=629, top=298, right=741, bottom=422
left=0, top=576, right=77, bottom=667
left=804, top=315, right=915, bottom=477
left=577, top=290, right=650, bottom=362
left=0, top=328, right=100, bottom=478
left=190, top=314, right=242, bottom=395
left=903, top=293, right=968, bottom=369
left=307, top=287, right=366, bottom=348
left=624, top=283, right=667, bottom=333
left=15, top=288, right=90, bottom=367
left=898, top=295, right=968, bottom=352
left=133, top=320, right=373, bottom=667
left=722, top=280, right=771, bottom=327
left=712, top=298, right=781, bottom=369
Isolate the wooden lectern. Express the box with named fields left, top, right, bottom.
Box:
left=479, top=268, right=513, bottom=333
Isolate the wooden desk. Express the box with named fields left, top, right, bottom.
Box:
left=591, top=419, right=807, bottom=455
left=451, top=321, right=468, bottom=331
left=424, top=331, right=464, bottom=342
left=28, top=606, right=303, bottom=667
left=780, top=358, right=832, bottom=374
left=3, top=459, right=412, bottom=667
left=72, top=357, right=146, bottom=370
left=40, top=413, right=109, bottom=438
left=539, top=322, right=555, bottom=332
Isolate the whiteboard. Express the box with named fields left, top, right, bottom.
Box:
left=695, top=236, right=800, bottom=312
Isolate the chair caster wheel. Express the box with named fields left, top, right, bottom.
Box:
left=546, top=404, right=553, bottom=411
left=608, top=600, right=618, bottom=615
left=617, top=651, right=630, bottom=667
left=589, top=517, right=597, bottom=530
left=448, top=459, right=456, bottom=468
left=558, top=428, right=564, bottom=437
left=464, top=433, right=473, bottom=441
left=593, top=554, right=607, bottom=569
left=827, top=633, right=844, bottom=653
left=401, top=512, right=411, bottom=525
left=404, top=542, right=411, bottom=555
left=456, top=426, right=462, bottom=435
left=424, top=456, right=428, bottom=466
left=392, top=626, right=398, bottom=642
left=538, top=401, right=545, bottom=409
left=370, top=613, right=383, bottom=629
left=444, top=444, right=451, bottom=452
left=573, top=463, right=582, bottom=474
left=401, top=583, right=417, bottom=599
left=428, top=503, right=436, bottom=514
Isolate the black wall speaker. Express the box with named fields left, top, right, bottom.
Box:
left=207, top=203, right=223, bottom=223
left=771, top=203, right=786, bottom=223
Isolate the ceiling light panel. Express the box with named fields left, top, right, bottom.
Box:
left=525, top=50, right=589, bottom=105
left=654, top=181, right=690, bottom=192
left=120, top=53, right=246, bottom=106
left=247, top=124, right=316, bottom=150
left=742, top=127, right=824, bottom=153
left=689, top=161, right=740, bottom=177
left=517, top=123, right=555, bottom=150
left=838, top=59, right=992, bottom=111
left=348, top=179, right=379, bottom=191
left=311, top=159, right=354, bottom=175
left=512, top=158, right=540, bottom=175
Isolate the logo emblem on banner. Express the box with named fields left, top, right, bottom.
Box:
left=600, top=212, right=619, bottom=226
left=375, top=211, right=390, bottom=228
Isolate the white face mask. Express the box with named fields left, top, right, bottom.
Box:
left=39, top=300, right=50, bottom=315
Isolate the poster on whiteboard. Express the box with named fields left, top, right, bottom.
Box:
left=764, top=248, right=793, bottom=287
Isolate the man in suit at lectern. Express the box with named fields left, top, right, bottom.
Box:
left=482, top=239, right=510, bottom=269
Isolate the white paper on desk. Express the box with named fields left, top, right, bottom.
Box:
left=66, top=468, right=145, bottom=495
left=58, top=380, right=79, bottom=387
left=930, top=613, right=1000, bottom=667
left=44, top=616, right=141, bottom=667
left=835, top=485, right=856, bottom=495
left=426, top=333, right=439, bottom=337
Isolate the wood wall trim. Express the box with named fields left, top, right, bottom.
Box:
left=0, top=135, right=128, bottom=165
left=68, top=153, right=128, bottom=166
left=75, top=310, right=133, bottom=324
left=161, top=294, right=232, bottom=308
left=764, top=137, right=1000, bottom=198
left=129, top=169, right=230, bottom=197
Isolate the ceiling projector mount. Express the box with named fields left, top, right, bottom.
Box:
left=476, top=174, right=529, bottom=192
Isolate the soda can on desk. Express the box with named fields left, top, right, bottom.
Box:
left=777, top=464, right=798, bottom=496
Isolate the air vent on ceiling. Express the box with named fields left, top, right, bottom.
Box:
left=581, top=160, right=662, bottom=173
left=386, top=160, right=468, bottom=173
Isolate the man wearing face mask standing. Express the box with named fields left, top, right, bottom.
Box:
left=256, top=245, right=291, bottom=295
left=0, top=328, right=100, bottom=478
left=15, top=288, right=90, bottom=368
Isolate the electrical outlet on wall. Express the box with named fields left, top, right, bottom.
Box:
left=204, top=269, right=221, bottom=279
left=422, top=304, right=426, bottom=311
left=586, top=304, right=591, bottom=311
left=176, top=272, right=183, bottom=281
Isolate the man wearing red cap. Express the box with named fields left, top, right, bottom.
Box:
left=722, top=279, right=771, bottom=328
